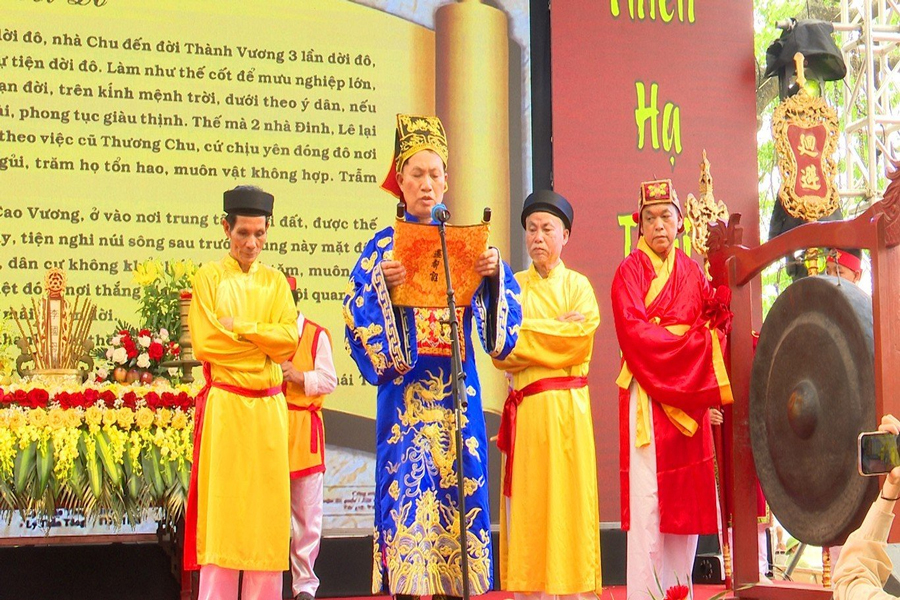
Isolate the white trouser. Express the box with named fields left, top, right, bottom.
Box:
left=290, top=471, right=324, bottom=597
left=627, top=384, right=697, bottom=600
left=198, top=564, right=282, bottom=600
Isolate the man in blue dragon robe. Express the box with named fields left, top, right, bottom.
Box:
left=343, top=114, right=521, bottom=599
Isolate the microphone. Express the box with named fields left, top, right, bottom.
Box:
left=431, top=203, right=451, bottom=224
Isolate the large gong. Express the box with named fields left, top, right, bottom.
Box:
left=750, top=275, right=877, bottom=547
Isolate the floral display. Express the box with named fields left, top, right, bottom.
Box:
left=132, top=258, right=197, bottom=340
left=0, top=379, right=196, bottom=527
left=94, top=327, right=182, bottom=385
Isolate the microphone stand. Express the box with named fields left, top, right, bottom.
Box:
left=435, top=211, right=471, bottom=600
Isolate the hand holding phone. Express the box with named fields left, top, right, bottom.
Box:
left=859, top=431, right=900, bottom=476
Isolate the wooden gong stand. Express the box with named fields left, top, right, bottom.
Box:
left=707, top=187, right=900, bottom=600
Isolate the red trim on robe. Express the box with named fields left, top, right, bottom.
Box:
left=291, top=464, right=326, bottom=479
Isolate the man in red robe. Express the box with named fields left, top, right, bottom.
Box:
left=611, top=179, right=733, bottom=600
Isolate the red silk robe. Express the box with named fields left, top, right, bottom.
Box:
left=612, top=244, right=732, bottom=535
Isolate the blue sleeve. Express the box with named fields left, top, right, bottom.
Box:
left=471, top=256, right=521, bottom=360
left=341, top=229, right=417, bottom=385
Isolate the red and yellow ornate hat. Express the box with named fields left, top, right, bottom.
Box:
left=633, top=178, right=684, bottom=231
left=639, top=179, right=683, bottom=216
left=380, top=114, right=449, bottom=201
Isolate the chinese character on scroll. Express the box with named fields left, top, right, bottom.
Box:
left=390, top=219, right=490, bottom=308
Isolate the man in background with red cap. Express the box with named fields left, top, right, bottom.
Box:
left=826, top=248, right=864, bottom=285
left=611, top=179, right=733, bottom=600
left=493, top=190, right=603, bottom=599
left=187, top=185, right=298, bottom=599
left=281, top=276, right=337, bottom=600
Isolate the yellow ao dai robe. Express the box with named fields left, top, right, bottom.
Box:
left=493, top=261, right=603, bottom=595
left=189, top=255, right=298, bottom=571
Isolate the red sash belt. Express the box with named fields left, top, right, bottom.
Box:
left=497, top=375, right=588, bottom=497
left=184, top=362, right=284, bottom=570
left=212, top=381, right=282, bottom=398
left=288, top=404, right=324, bottom=454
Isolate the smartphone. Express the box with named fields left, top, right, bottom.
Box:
left=858, top=431, right=900, bottom=476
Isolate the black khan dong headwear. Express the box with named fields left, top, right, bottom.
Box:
left=223, top=186, right=274, bottom=217
left=521, top=190, right=574, bottom=231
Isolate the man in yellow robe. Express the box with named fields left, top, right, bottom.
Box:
left=185, top=185, right=299, bottom=599
left=494, top=190, right=602, bottom=599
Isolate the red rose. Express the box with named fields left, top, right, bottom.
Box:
left=139, top=329, right=151, bottom=337
left=28, top=388, right=50, bottom=409
left=145, top=392, right=161, bottom=409
left=180, top=290, right=192, bottom=300
left=177, top=394, right=190, bottom=410
left=122, top=391, right=138, bottom=409
left=13, top=389, right=28, bottom=406
left=148, top=341, right=164, bottom=362
left=100, top=390, right=117, bottom=407
left=664, top=585, right=690, bottom=600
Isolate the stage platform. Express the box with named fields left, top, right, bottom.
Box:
left=0, top=531, right=734, bottom=599
left=0, top=536, right=731, bottom=600
left=335, top=587, right=730, bottom=600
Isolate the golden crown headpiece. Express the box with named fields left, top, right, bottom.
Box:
left=393, top=114, right=448, bottom=172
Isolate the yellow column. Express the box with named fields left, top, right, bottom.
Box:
left=435, top=0, right=511, bottom=413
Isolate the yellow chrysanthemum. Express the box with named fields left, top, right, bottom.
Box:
left=102, top=408, right=118, bottom=427
left=135, top=407, right=154, bottom=430
left=84, top=406, right=103, bottom=427
left=170, top=411, right=188, bottom=430
left=156, top=408, right=172, bottom=428
left=6, top=410, right=25, bottom=431
left=47, top=408, right=67, bottom=430
left=65, top=409, right=82, bottom=428
left=28, top=408, right=48, bottom=428
left=116, top=407, right=135, bottom=429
